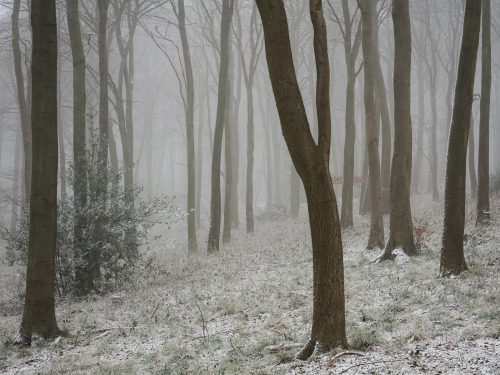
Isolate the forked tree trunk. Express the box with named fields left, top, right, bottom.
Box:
left=178, top=0, right=198, bottom=251
left=66, top=0, right=89, bottom=295
left=207, top=0, right=234, bottom=252
left=379, top=0, right=416, bottom=260
left=256, top=0, right=347, bottom=359
left=17, top=0, right=61, bottom=344
left=477, top=0, right=491, bottom=225
left=11, top=0, right=32, bottom=201
left=440, top=0, right=481, bottom=277
left=360, top=0, right=384, bottom=249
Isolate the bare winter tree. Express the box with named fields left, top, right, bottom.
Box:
left=256, top=0, right=347, bottom=359
left=440, top=0, right=481, bottom=277
left=16, top=0, right=61, bottom=345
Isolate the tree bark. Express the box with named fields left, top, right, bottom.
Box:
left=17, top=0, right=61, bottom=344
left=256, top=0, right=347, bottom=358
left=477, top=0, right=490, bottom=225
left=359, top=0, right=384, bottom=249
left=207, top=0, right=234, bottom=252
left=411, top=35, right=425, bottom=195
left=66, top=0, right=89, bottom=295
left=440, top=0, right=481, bottom=277
left=178, top=0, right=198, bottom=251
left=468, top=115, right=477, bottom=198
left=379, top=0, right=416, bottom=260
left=11, top=0, right=32, bottom=201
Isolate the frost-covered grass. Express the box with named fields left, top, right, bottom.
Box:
left=1, top=194, right=500, bottom=374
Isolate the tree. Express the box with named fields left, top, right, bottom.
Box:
left=176, top=0, right=198, bottom=251
left=66, top=0, right=89, bottom=294
left=326, top=0, right=361, bottom=229
left=256, top=0, right=347, bottom=358
left=17, top=0, right=61, bottom=344
left=11, top=0, right=32, bottom=201
left=207, top=0, right=235, bottom=252
left=477, top=0, right=491, bottom=225
left=440, top=0, right=481, bottom=277
left=359, top=0, right=384, bottom=249
left=379, top=0, right=416, bottom=260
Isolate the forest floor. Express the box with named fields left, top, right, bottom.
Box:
left=1, top=195, right=500, bottom=374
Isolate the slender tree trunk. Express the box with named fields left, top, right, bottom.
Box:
left=195, top=101, right=203, bottom=228
left=468, top=115, right=477, bottom=198
left=257, top=0, right=347, bottom=358
left=66, top=0, right=89, bottom=295
left=477, top=0, right=490, bottom=224
left=207, top=0, right=234, bottom=252
left=440, top=0, right=481, bottom=277
left=17, top=0, right=61, bottom=344
left=360, top=0, right=384, bottom=249
left=57, top=61, right=66, bottom=201
left=10, top=133, right=21, bottom=233
left=411, top=44, right=425, bottom=195
left=245, top=76, right=255, bottom=233
left=178, top=0, right=198, bottom=251
left=223, top=52, right=233, bottom=243
left=231, top=50, right=242, bottom=227
left=11, top=0, right=32, bottom=201
left=380, top=0, right=415, bottom=260
left=359, top=144, right=368, bottom=215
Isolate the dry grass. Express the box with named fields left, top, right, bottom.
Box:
left=1, top=195, right=499, bottom=374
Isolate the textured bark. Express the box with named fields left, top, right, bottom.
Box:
left=440, top=0, right=481, bottom=277
left=57, top=62, right=66, bottom=201
left=178, top=0, right=198, bottom=251
left=359, top=0, right=384, bottom=250
left=11, top=0, right=32, bottom=201
left=477, top=0, right=491, bottom=225
left=66, top=0, right=89, bottom=295
left=18, top=0, right=61, bottom=344
left=380, top=0, right=415, bottom=260
left=256, top=0, right=347, bottom=358
left=207, top=0, right=234, bottom=252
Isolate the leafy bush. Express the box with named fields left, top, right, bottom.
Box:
left=1, top=128, right=181, bottom=296
left=256, top=202, right=289, bottom=221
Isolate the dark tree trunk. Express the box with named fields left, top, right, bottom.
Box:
left=379, top=0, right=416, bottom=260
left=207, top=0, right=234, bottom=252
left=440, top=0, right=481, bottom=277
left=291, top=164, right=300, bottom=218
left=411, top=37, right=425, bottom=195
left=360, top=0, right=384, bottom=249
left=66, top=0, right=89, bottom=295
left=256, top=0, right=347, bottom=358
left=17, top=0, right=61, bottom=344
left=477, top=0, right=491, bottom=225
left=57, top=61, right=66, bottom=201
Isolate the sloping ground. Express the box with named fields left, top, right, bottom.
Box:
left=1, top=195, right=499, bottom=374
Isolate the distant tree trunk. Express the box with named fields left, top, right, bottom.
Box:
left=196, top=101, right=204, bottom=228
left=178, top=0, right=198, bottom=252
left=257, top=0, right=347, bottom=358
left=10, top=133, right=21, bottom=233
left=440, top=0, right=481, bottom=277
left=11, top=0, right=32, bottom=201
left=97, top=0, right=109, bottom=186
left=231, top=49, right=243, bottom=227
left=360, top=0, right=384, bottom=249
left=379, top=0, right=415, bottom=260
left=223, top=51, right=233, bottom=243
left=371, top=1, right=391, bottom=214
left=66, top=0, right=89, bottom=295
left=477, top=0, right=490, bottom=225
left=17, top=0, right=61, bottom=344
left=207, top=0, right=234, bottom=252
left=411, top=38, right=425, bottom=195
left=468, top=115, right=477, bottom=198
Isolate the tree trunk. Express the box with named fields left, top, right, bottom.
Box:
left=57, top=61, right=66, bottom=201
left=291, top=164, right=300, bottom=218
left=10, top=133, right=21, bottom=234
left=411, top=40, right=425, bottom=195
left=66, top=0, right=89, bottom=295
left=11, top=0, right=32, bottom=201
left=223, top=51, right=233, bottom=243
left=440, top=0, right=481, bottom=277
left=379, top=0, right=416, bottom=260
left=468, top=115, right=477, bottom=198
left=17, top=0, right=61, bottom=344
left=178, top=0, right=198, bottom=251
left=207, top=0, right=234, bottom=252
left=196, top=101, right=204, bottom=228
left=360, top=0, right=384, bottom=249
left=477, top=0, right=490, bottom=225
left=256, top=0, right=347, bottom=358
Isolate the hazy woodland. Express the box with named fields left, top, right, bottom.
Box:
left=0, top=0, right=499, bottom=373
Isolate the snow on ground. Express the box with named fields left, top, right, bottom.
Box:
left=1, top=194, right=500, bottom=374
